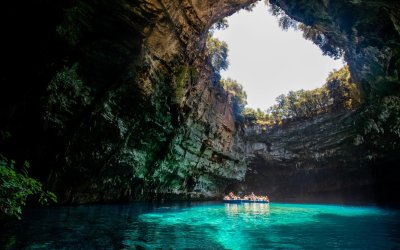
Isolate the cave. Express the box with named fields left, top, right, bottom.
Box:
left=1, top=0, right=400, bottom=248
left=1, top=0, right=400, bottom=205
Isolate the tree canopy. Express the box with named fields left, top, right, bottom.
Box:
left=206, top=11, right=359, bottom=127
left=243, top=107, right=271, bottom=125
left=267, top=2, right=343, bottom=59
left=220, top=78, right=248, bottom=121
left=0, top=155, right=57, bottom=219
left=206, top=35, right=229, bottom=82
left=244, top=66, right=361, bottom=126
left=206, top=33, right=248, bottom=122
left=326, top=65, right=361, bottom=112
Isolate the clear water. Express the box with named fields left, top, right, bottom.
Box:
left=1, top=202, right=399, bottom=249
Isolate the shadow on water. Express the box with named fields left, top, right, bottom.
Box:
left=1, top=203, right=156, bottom=249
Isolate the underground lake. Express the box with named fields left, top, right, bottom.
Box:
left=2, top=0, right=400, bottom=249
left=1, top=202, right=399, bottom=249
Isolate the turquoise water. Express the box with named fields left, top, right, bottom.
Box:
left=1, top=202, right=399, bottom=249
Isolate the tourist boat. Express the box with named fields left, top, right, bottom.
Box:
left=223, top=199, right=269, bottom=204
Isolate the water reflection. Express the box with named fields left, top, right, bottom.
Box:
left=225, top=203, right=270, bottom=216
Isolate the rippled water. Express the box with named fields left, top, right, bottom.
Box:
left=1, top=202, right=399, bottom=249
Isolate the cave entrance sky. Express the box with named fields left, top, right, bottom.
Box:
left=213, top=2, right=344, bottom=109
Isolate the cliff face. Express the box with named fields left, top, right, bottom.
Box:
left=243, top=0, right=400, bottom=205
left=243, top=109, right=400, bottom=205
left=271, top=0, right=400, bottom=98
left=1, top=0, right=399, bottom=204
left=242, top=112, right=375, bottom=204
left=1, top=0, right=256, bottom=203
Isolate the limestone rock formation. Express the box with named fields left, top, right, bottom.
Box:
left=242, top=111, right=373, bottom=203
left=244, top=0, right=400, bottom=205
left=271, top=0, right=400, bottom=98
left=1, top=0, right=256, bottom=203
left=1, top=0, right=399, bottom=205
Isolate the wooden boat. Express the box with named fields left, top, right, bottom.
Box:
left=223, top=199, right=269, bottom=204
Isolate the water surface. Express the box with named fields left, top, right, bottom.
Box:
left=1, top=202, right=399, bottom=249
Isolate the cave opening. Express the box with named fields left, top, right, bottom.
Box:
left=210, top=1, right=345, bottom=112
left=207, top=1, right=385, bottom=205
left=0, top=0, right=399, bottom=218
left=1, top=1, right=400, bottom=247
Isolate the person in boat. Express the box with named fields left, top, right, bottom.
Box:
left=227, top=192, right=239, bottom=200
left=250, top=192, right=256, bottom=201
left=224, top=192, right=270, bottom=202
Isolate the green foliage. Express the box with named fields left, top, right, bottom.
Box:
left=56, top=2, right=94, bottom=46
left=220, top=78, right=247, bottom=106
left=247, top=66, right=361, bottom=126
left=326, top=65, right=361, bottom=111
left=242, top=3, right=258, bottom=12
left=0, top=131, right=11, bottom=140
left=206, top=33, right=247, bottom=121
left=0, top=156, right=57, bottom=219
left=268, top=3, right=299, bottom=31
left=173, top=66, right=196, bottom=104
left=268, top=3, right=343, bottom=59
left=210, top=18, right=229, bottom=32
left=243, top=107, right=271, bottom=125
left=299, top=24, right=343, bottom=59
left=206, top=35, right=229, bottom=82
left=220, top=78, right=247, bottom=120
left=209, top=2, right=256, bottom=35
left=354, top=96, right=400, bottom=155
left=44, top=63, right=92, bottom=128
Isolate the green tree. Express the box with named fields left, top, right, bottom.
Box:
left=313, top=87, right=331, bottom=114
left=267, top=2, right=343, bottom=59
left=267, top=94, right=289, bottom=123
left=264, top=66, right=360, bottom=124
left=268, top=2, right=299, bottom=31
left=210, top=18, right=229, bottom=31
left=220, top=78, right=248, bottom=120
left=243, top=108, right=271, bottom=125
left=242, top=3, right=258, bottom=12
left=286, top=91, right=300, bottom=118
left=0, top=155, right=57, bottom=219
left=299, top=24, right=343, bottom=59
left=325, top=66, right=361, bottom=111
left=206, top=35, right=229, bottom=82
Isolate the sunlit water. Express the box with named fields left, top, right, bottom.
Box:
left=1, top=202, right=399, bottom=249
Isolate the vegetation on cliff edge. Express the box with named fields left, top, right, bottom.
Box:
left=206, top=32, right=248, bottom=121
left=244, top=66, right=361, bottom=126
left=0, top=154, right=57, bottom=219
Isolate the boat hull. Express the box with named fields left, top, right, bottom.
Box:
left=223, top=200, right=269, bottom=204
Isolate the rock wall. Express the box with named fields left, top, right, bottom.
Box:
left=48, top=0, right=258, bottom=202
left=242, top=0, right=400, bottom=206
left=243, top=111, right=400, bottom=206
left=242, top=112, right=375, bottom=204
left=271, top=0, right=400, bottom=98
left=1, top=0, right=399, bottom=205
left=1, top=0, right=256, bottom=203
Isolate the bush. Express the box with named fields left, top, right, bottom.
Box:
left=0, top=155, right=57, bottom=219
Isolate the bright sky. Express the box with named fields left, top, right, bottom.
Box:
left=213, top=2, right=344, bottom=110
